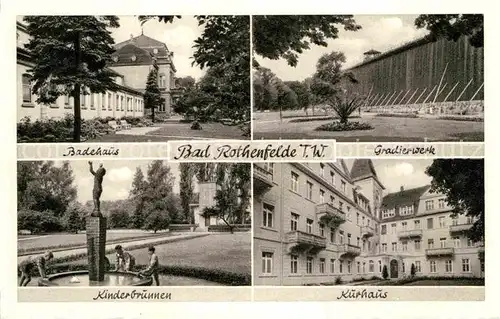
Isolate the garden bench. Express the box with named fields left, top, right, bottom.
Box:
left=120, top=120, right=132, bottom=130
left=107, top=120, right=122, bottom=131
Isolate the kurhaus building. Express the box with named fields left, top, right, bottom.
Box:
left=253, top=160, right=484, bottom=286
left=16, top=20, right=176, bottom=122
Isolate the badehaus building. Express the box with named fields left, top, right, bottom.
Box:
left=253, top=160, right=484, bottom=286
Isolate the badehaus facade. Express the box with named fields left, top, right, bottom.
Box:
left=253, top=160, right=484, bottom=286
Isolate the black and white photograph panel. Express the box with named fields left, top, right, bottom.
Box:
left=253, top=159, right=484, bottom=286
left=17, top=15, right=250, bottom=143
left=17, top=161, right=251, bottom=286
left=252, top=15, right=484, bottom=142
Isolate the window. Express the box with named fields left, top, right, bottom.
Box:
left=356, top=213, right=360, bottom=225
left=381, top=225, right=387, bottom=235
left=391, top=242, right=397, bottom=252
left=440, top=237, right=447, bottom=248
left=414, top=220, right=421, bottom=229
left=428, top=239, right=434, bottom=249
left=400, top=206, right=407, bottom=215
left=330, top=259, right=335, bottom=273
left=306, top=181, right=313, bottom=200
left=347, top=233, right=351, bottom=245
left=357, top=262, right=361, bottom=273
left=262, top=252, right=273, bottom=274
left=357, top=237, right=360, bottom=247
left=330, top=195, right=335, bottom=204
left=320, top=164, right=325, bottom=177
left=425, top=200, right=434, bottom=211
left=339, top=201, right=344, bottom=212
left=438, top=198, right=445, bottom=208
left=262, top=203, right=274, bottom=228
left=415, top=261, right=421, bottom=272
left=319, top=258, right=325, bottom=274
left=427, top=218, right=434, bottom=229
left=382, top=208, right=396, bottom=218
left=452, top=236, right=461, bottom=248
left=330, top=171, right=335, bottom=185
left=429, top=261, right=436, bottom=273
left=290, top=213, right=299, bottom=231
left=319, top=224, right=325, bottom=237
left=339, top=260, right=343, bottom=274
left=263, top=163, right=274, bottom=175
left=445, top=260, right=453, bottom=273
left=347, top=261, right=352, bottom=274
left=451, top=215, right=458, bottom=226
left=121, top=96, right=124, bottom=111
left=467, top=238, right=473, bottom=247
left=415, top=240, right=421, bottom=251
left=381, top=243, right=387, bottom=252
left=116, top=95, right=120, bottom=110
left=407, top=205, right=414, bottom=214
left=64, top=95, right=70, bottom=106
left=22, top=74, right=32, bottom=103
left=90, top=93, right=95, bottom=109
left=391, top=223, right=396, bottom=234
left=462, top=258, right=470, bottom=272
left=362, top=216, right=365, bottom=226
left=319, top=190, right=325, bottom=203
left=369, top=260, right=374, bottom=273
left=439, top=216, right=446, bottom=228
left=402, top=221, right=407, bottom=230
left=402, top=262, right=405, bottom=273
left=306, top=257, right=313, bottom=274
left=291, top=172, right=299, bottom=192
left=347, top=207, right=351, bottom=221
left=341, top=180, right=346, bottom=193
left=159, top=75, right=166, bottom=88
left=330, top=227, right=335, bottom=243
left=290, top=255, right=298, bottom=274
left=362, top=262, right=366, bottom=273
left=306, top=219, right=313, bottom=234
left=378, top=260, right=382, bottom=272
left=339, top=231, right=344, bottom=244
left=402, top=241, right=408, bottom=251
left=467, top=216, right=473, bottom=224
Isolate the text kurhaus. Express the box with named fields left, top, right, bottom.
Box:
left=374, top=144, right=436, bottom=156
left=337, top=288, right=388, bottom=300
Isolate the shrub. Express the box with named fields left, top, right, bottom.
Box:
left=351, top=277, right=365, bottom=282
left=334, top=276, right=342, bottom=285
left=375, top=113, right=419, bottom=118
left=289, top=116, right=361, bottom=123
left=382, top=265, right=389, bottom=279
left=191, top=121, right=202, bottom=130
left=315, top=121, right=373, bottom=132
left=410, top=263, right=416, bottom=278
left=239, top=122, right=251, bottom=138
left=207, top=224, right=251, bottom=232
left=438, top=116, right=484, bottom=122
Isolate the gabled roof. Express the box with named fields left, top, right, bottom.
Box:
left=381, top=185, right=430, bottom=209
left=115, top=34, right=168, bottom=51
left=338, top=159, right=351, bottom=182
left=110, top=43, right=153, bottom=65
left=350, top=159, right=385, bottom=189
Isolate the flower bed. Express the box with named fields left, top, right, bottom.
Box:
left=375, top=113, right=419, bottom=118
left=438, top=116, right=484, bottom=122
left=315, top=121, right=373, bottom=132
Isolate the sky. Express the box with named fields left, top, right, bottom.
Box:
left=255, top=14, right=429, bottom=81
left=52, top=160, right=182, bottom=204
left=344, top=159, right=433, bottom=194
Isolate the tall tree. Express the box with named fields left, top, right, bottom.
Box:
left=425, top=159, right=484, bottom=242
left=252, top=15, right=361, bottom=66
left=62, top=202, right=86, bottom=233
left=23, top=16, right=120, bottom=142
left=175, top=76, right=196, bottom=90
left=144, top=68, right=163, bottom=123
left=285, top=81, right=311, bottom=110
left=129, top=167, right=147, bottom=229
left=253, top=67, right=279, bottom=111
left=415, top=14, right=483, bottom=48
left=179, top=163, right=195, bottom=223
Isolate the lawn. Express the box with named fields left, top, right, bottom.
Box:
left=254, top=112, right=484, bottom=142
left=18, top=230, right=165, bottom=252
left=403, top=278, right=484, bottom=286
left=107, top=232, right=251, bottom=275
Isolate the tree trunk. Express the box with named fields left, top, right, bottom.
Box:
left=73, top=32, right=82, bottom=142
left=151, top=107, right=155, bottom=123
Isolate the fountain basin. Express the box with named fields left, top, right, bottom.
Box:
left=37, top=270, right=152, bottom=286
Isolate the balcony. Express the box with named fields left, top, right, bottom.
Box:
left=425, top=247, right=455, bottom=257
left=361, top=225, right=375, bottom=238
left=253, top=165, right=273, bottom=195
left=398, top=229, right=423, bottom=239
left=339, top=243, right=361, bottom=258
left=285, top=230, right=326, bottom=254
left=315, top=202, right=346, bottom=221
left=449, top=223, right=473, bottom=234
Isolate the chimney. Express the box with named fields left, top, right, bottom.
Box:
left=363, top=49, right=381, bottom=61
left=130, top=33, right=134, bottom=40
left=400, top=186, right=404, bottom=192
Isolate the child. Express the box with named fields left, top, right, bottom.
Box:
left=139, top=246, right=159, bottom=286
left=19, top=251, right=54, bottom=286
left=114, top=245, right=136, bottom=272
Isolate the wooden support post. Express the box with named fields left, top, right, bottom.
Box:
left=413, top=87, right=428, bottom=105
left=435, top=83, right=448, bottom=102
left=434, top=62, right=449, bottom=103
left=379, top=92, right=394, bottom=106
left=422, top=85, right=437, bottom=104
left=469, top=82, right=484, bottom=101
left=397, top=90, right=411, bottom=105
left=363, top=86, right=374, bottom=108
left=374, top=93, right=387, bottom=106
left=443, top=82, right=460, bottom=103
left=367, top=93, right=379, bottom=106
left=455, top=78, right=474, bottom=102
left=386, top=90, right=403, bottom=106
left=405, top=88, right=419, bottom=106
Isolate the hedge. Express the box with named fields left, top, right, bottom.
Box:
left=289, top=116, right=360, bottom=123
left=374, top=276, right=484, bottom=286
left=375, top=113, right=419, bottom=118
left=207, top=224, right=251, bottom=232
left=438, top=116, right=484, bottom=122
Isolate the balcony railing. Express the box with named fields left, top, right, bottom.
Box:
left=339, top=243, right=361, bottom=257
left=285, top=230, right=326, bottom=254
left=315, top=202, right=346, bottom=220
left=253, top=165, right=273, bottom=195
left=361, top=225, right=375, bottom=238
left=398, top=229, right=423, bottom=239
left=425, top=247, right=455, bottom=257
left=449, top=223, right=473, bottom=234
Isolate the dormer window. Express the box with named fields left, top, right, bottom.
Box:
left=131, top=55, right=137, bottom=62
left=112, top=56, right=118, bottom=62
left=153, top=48, right=158, bottom=54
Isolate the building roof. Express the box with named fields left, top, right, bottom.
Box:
left=350, top=159, right=385, bottom=189
left=115, top=34, right=169, bottom=51
left=381, top=185, right=430, bottom=209
left=110, top=44, right=154, bottom=65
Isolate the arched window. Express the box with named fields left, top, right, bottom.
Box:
left=369, top=260, right=374, bottom=273
left=159, top=74, right=166, bottom=88
left=22, top=74, right=32, bottom=103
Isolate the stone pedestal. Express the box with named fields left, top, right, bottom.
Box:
left=86, top=216, right=107, bottom=282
